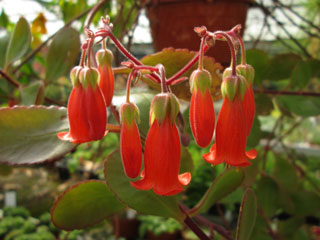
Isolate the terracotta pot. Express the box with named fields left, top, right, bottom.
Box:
left=146, top=0, right=252, bottom=67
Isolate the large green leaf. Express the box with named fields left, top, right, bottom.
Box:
left=246, top=49, right=269, bottom=85
left=247, top=117, right=262, bottom=149
left=0, top=28, right=9, bottom=68
left=236, top=188, right=257, bottom=240
left=290, top=60, right=312, bottom=89
left=256, top=175, right=279, bottom=217
left=267, top=53, right=302, bottom=81
left=20, top=81, right=45, bottom=105
left=276, top=95, right=320, bottom=117
left=45, top=27, right=80, bottom=83
left=104, top=150, right=184, bottom=221
left=51, top=180, right=124, bottom=230
left=190, top=168, right=245, bottom=216
left=112, top=89, right=155, bottom=136
left=255, top=94, right=274, bottom=116
left=5, top=17, right=31, bottom=68
left=0, top=106, right=74, bottom=165
left=141, top=48, right=222, bottom=100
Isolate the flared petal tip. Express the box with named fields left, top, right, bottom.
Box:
left=246, top=149, right=257, bottom=159
left=57, top=132, right=79, bottom=143
left=179, top=172, right=191, bottom=186
left=57, top=131, right=107, bottom=144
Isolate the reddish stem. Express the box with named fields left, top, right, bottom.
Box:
left=126, top=71, right=135, bottom=103
left=213, top=31, right=237, bottom=76
left=166, top=44, right=210, bottom=85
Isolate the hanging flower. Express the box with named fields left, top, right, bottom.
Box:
left=189, top=69, right=215, bottom=147
left=203, top=75, right=257, bottom=166
left=96, top=48, right=114, bottom=106
left=119, top=102, right=142, bottom=178
left=131, top=93, right=191, bottom=196
left=237, top=64, right=255, bottom=136
left=58, top=67, right=107, bottom=143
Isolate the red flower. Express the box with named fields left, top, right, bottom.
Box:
left=120, top=102, right=142, bottom=178
left=131, top=93, right=191, bottom=196
left=58, top=67, right=107, bottom=143
left=237, top=64, right=255, bottom=136
left=189, top=69, right=215, bottom=147
left=243, top=85, right=255, bottom=136
left=96, top=48, right=114, bottom=106
left=203, top=75, right=257, bottom=166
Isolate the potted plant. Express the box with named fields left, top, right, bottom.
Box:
left=144, top=0, right=253, bottom=66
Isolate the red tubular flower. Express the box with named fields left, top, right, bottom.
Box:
left=96, top=48, right=114, bottom=106
left=237, top=64, right=255, bottom=136
left=131, top=93, right=191, bottom=196
left=203, top=75, right=257, bottom=167
left=189, top=69, right=215, bottom=147
left=120, top=102, right=142, bottom=178
left=58, top=67, right=107, bottom=143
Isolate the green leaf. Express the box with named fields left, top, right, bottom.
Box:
left=180, top=147, right=194, bottom=175
left=278, top=217, right=304, bottom=237
left=0, top=9, right=9, bottom=28
left=236, top=188, right=257, bottom=240
left=246, top=49, right=269, bottom=85
left=247, top=117, right=262, bottom=149
left=5, top=17, right=31, bottom=68
left=273, top=157, right=299, bottom=193
left=190, top=168, right=245, bottom=216
left=45, top=27, right=80, bottom=83
left=276, top=95, right=320, bottom=117
left=20, top=81, right=45, bottom=105
left=104, top=150, right=184, bottom=221
left=51, top=180, right=124, bottom=230
left=0, top=29, right=10, bottom=68
left=290, top=190, right=320, bottom=216
left=267, top=53, right=302, bottom=81
left=243, top=157, right=260, bottom=188
left=256, top=176, right=279, bottom=217
left=291, top=61, right=312, bottom=89
left=113, top=89, right=155, bottom=136
left=0, top=106, right=74, bottom=165
left=255, top=94, right=274, bottom=116
left=141, top=48, right=222, bottom=100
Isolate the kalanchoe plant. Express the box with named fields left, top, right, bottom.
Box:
left=0, top=10, right=265, bottom=240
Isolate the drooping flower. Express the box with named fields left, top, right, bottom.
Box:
left=131, top=93, right=191, bottom=196
left=119, top=102, right=142, bottom=178
left=96, top=48, right=114, bottom=106
left=223, top=65, right=255, bottom=136
left=58, top=67, right=107, bottom=143
left=203, top=75, right=257, bottom=166
left=189, top=69, right=215, bottom=147
left=237, top=64, right=255, bottom=136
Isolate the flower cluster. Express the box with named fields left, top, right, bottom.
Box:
left=57, top=18, right=257, bottom=196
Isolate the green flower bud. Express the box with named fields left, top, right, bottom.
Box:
left=221, top=75, right=238, bottom=101
left=70, top=66, right=83, bottom=87
left=222, top=67, right=232, bottom=80
left=150, top=93, right=180, bottom=125
left=96, top=48, right=113, bottom=66
left=120, top=102, right=140, bottom=125
left=79, top=67, right=100, bottom=90
left=190, top=69, right=212, bottom=93
left=236, top=64, right=255, bottom=85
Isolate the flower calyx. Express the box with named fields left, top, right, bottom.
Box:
left=79, top=67, right=100, bottom=90
left=190, top=69, right=212, bottom=94
left=221, top=74, right=247, bottom=102
left=150, top=92, right=180, bottom=125
left=120, top=102, right=140, bottom=125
